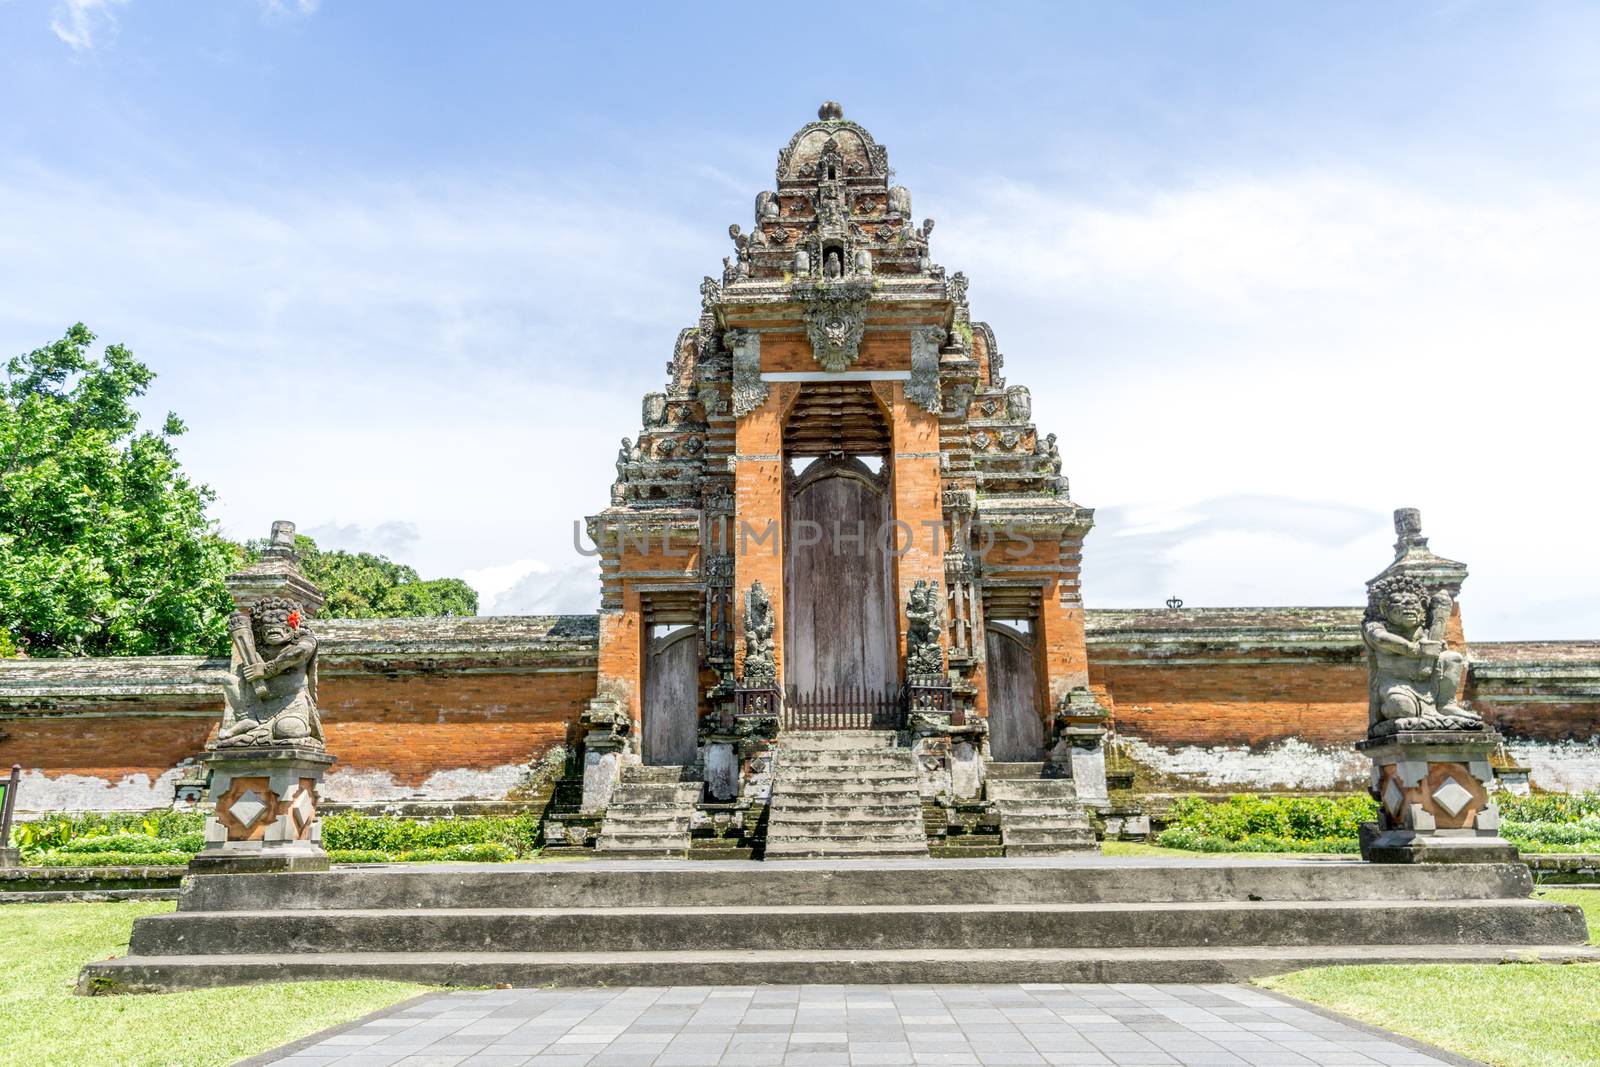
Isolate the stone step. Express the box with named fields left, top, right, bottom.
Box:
left=778, top=731, right=899, bottom=750
left=989, top=780, right=1079, bottom=800
left=175, top=861, right=1547, bottom=912
left=120, top=899, right=1586, bottom=957
left=83, top=941, right=1600, bottom=994
left=83, top=943, right=1600, bottom=995
left=764, top=812, right=922, bottom=827
left=997, top=814, right=1093, bottom=829
left=770, top=800, right=925, bottom=816
left=985, top=762, right=1049, bottom=780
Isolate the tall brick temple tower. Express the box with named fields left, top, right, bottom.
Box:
left=583, top=103, right=1093, bottom=810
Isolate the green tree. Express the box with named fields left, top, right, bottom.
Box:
left=247, top=535, right=478, bottom=620
left=0, top=325, right=238, bottom=656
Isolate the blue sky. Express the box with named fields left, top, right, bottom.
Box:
left=3, top=1, right=1598, bottom=637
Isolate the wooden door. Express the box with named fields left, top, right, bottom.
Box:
left=985, top=621, right=1044, bottom=761
left=642, top=625, right=699, bottom=765
left=783, top=455, right=898, bottom=700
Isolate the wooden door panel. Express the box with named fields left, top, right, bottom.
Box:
left=985, top=623, right=1044, bottom=761
left=643, top=628, right=699, bottom=766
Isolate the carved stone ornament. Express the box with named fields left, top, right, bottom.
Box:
left=642, top=392, right=668, bottom=427
left=802, top=282, right=870, bottom=372
left=216, top=596, right=323, bottom=750
left=741, top=581, right=777, bottom=686
left=728, top=329, right=767, bottom=418
left=1363, top=575, right=1479, bottom=738
left=908, top=325, right=946, bottom=414
left=905, top=579, right=946, bottom=677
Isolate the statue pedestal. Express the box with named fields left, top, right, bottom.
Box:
left=1356, top=730, right=1517, bottom=864
left=190, top=747, right=335, bottom=874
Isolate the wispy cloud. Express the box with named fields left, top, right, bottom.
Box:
left=50, top=0, right=127, bottom=51
left=259, top=0, right=319, bottom=20
left=301, top=520, right=422, bottom=559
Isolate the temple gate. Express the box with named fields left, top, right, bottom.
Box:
left=582, top=102, right=1095, bottom=805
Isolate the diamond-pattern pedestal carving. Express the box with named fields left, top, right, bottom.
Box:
left=1356, top=730, right=1517, bottom=864
left=190, top=747, right=335, bottom=874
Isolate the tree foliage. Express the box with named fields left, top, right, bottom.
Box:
left=247, top=534, right=479, bottom=620
left=1, top=325, right=478, bottom=657
left=0, top=325, right=237, bottom=656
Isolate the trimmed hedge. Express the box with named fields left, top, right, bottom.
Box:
left=1155, top=793, right=1377, bottom=853
left=39, top=851, right=190, bottom=867
left=1156, top=790, right=1600, bottom=855
left=320, top=812, right=541, bottom=855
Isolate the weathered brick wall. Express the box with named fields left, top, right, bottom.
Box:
left=3, top=609, right=1596, bottom=809
left=0, top=617, right=598, bottom=810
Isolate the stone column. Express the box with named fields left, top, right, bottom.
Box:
left=0, top=763, right=20, bottom=868
left=1049, top=688, right=1109, bottom=804
left=192, top=521, right=334, bottom=874
left=1357, top=730, right=1516, bottom=863
left=578, top=696, right=629, bottom=813
left=1357, top=509, right=1512, bottom=863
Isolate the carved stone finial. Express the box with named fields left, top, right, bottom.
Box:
left=818, top=100, right=844, bottom=121
left=267, top=520, right=297, bottom=557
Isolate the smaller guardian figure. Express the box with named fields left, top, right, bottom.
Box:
left=742, top=581, right=777, bottom=687
left=216, top=596, right=323, bottom=748
left=905, top=579, right=946, bottom=678
left=1362, top=575, right=1476, bottom=737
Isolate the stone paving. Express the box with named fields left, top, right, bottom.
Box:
left=248, top=984, right=1475, bottom=1067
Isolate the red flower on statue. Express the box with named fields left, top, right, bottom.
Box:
left=287, top=610, right=301, bottom=628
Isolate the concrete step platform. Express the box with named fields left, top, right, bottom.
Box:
left=171, top=859, right=1551, bottom=910
left=118, top=898, right=1586, bottom=955
left=81, top=942, right=1600, bottom=995
left=80, top=858, right=1590, bottom=992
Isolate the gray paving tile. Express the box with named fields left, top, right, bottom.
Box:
left=252, top=985, right=1474, bottom=1067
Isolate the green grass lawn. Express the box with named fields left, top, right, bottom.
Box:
left=1261, top=888, right=1600, bottom=1067
left=0, top=902, right=427, bottom=1067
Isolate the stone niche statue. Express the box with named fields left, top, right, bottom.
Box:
left=1362, top=575, right=1477, bottom=738
left=905, top=579, right=945, bottom=678
left=741, top=581, right=777, bottom=687
left=216, top=596, right=323, bottom=749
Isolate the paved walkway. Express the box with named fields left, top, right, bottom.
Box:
left=247, top=984, right=1476, bottom=1067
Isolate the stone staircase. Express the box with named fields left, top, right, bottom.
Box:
left=764, top=731, right=930, bottom=858
left=593, top=768, right=700, bottom=858
left=986, top=762, right=1098, bottom=855
left=81, top=858, right=1597, bottom=993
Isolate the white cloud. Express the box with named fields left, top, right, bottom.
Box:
left=50, top=0, right=126, bottom=51
left=462, top=558, right=599, bottom=616
left=301, top=520, right=421, bottom=559
left=932, top=168, right=1600, bottom=635
left=2, top=158, right=1595, bottom=636
left=259, top=0, right=318, bottom=18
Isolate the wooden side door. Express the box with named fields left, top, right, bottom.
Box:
left=642, top=625, right=699, bottom=766
left=985, top=621, right=1045, bottom=761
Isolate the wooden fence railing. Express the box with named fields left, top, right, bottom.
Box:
left=783, top=684, right=904, bottom=731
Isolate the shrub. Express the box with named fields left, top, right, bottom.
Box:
left=1499, top=791, right=1600, bottom=824
left=1157, top=793, right=1377, bottom=853
left=38, top=851, right=190, bottom=867
left=53, top=831, right=203, bottom=855
left=321, top=813, right=540, bottom=856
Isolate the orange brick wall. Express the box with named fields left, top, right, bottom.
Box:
left=4, top=713, right=216, bottom=782
left=318, top=670, right=595, bottom=785
left=1089, top=659, right=1369, bottom=746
